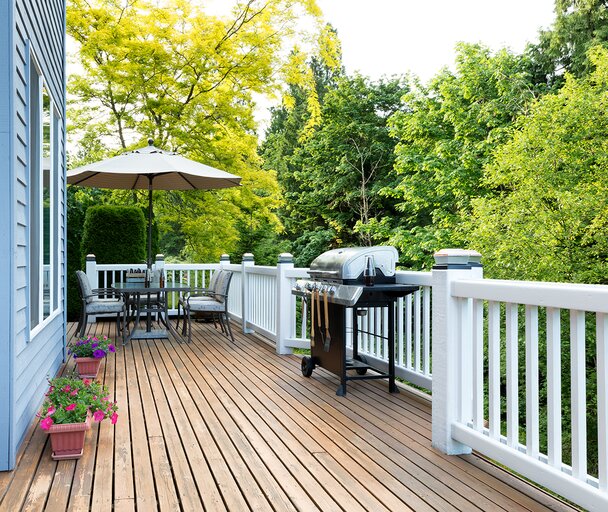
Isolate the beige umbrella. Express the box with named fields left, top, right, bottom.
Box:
left=67, top=139, right=241, bottom=265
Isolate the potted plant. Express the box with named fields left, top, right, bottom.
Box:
left=38, top=375, right=118, bottom=460
left=68, top=335, right=116, bottom=378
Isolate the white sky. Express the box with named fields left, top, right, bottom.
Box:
left=317, top=0, right=556, bottom=81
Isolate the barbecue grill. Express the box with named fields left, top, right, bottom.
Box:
left=292, top=246, right=418, bottom=396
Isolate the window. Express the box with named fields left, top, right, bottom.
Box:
left=29, top=50, right=60, bottom=332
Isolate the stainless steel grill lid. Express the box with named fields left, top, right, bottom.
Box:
left=308, top=246, right=398, bottom=282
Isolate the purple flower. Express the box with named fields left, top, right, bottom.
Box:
left=108, top=344, right=116, bottom=353
left=93, top=349, right=106, bottom=359
left=91, top=342, right=99, bottom=349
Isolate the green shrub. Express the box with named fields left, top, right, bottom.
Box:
left=81, top=206, right=146, bottom=265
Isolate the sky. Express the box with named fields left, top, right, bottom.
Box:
left=316, top=0, right=557, bottom=81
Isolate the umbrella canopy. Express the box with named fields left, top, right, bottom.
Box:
left=67, top=140, right=242, bottom=265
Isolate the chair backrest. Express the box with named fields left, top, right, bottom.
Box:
left=215, top=270, right=233, bottom=303
left=76, top=270, right=94, bottom=303
left=208, top=269, right=222, bottom=293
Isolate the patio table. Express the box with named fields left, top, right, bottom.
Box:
left=112, top=282, right=191, bottom=344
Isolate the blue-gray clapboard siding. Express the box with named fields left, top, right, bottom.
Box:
left=0, top=0, right=15, bottom=473
left=0, top=0, right=67, bottom=471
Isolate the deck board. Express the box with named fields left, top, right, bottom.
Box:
left=0, top=320, right=580, bottom=512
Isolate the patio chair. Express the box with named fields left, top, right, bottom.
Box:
left=176, top=269, right=223, bottom=332
left=181, top=270, right=234, bottom=343
left=75, top=270, right=127, bottom=343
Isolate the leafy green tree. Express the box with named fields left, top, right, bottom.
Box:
left=67, top=0, right=339, bottom=262
left=530, top=0, right=608, bottom=84
left=263, top=72, right=406, bottom=265
left=467, top=46, right=608, bottom=284
left=387, top=44, right=538, bottom=268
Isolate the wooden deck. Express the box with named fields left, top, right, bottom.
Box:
left=0, top=320, right=579, bottom=512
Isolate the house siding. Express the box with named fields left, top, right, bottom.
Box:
left=0, top=0, right=67, bottom=470
left=0, top=0, right=15, bottom=473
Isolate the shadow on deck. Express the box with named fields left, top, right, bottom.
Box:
left=0, top=320, right=579, bottom=511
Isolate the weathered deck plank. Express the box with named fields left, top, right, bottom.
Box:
left=0, top=320, right=580, bottom=512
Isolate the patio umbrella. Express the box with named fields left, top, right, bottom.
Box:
left=67, top=139, right=241, bottom=266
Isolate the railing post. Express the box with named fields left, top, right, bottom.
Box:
left=241, top=253, right=254, bottom=334
left=154, top=254, right=165, bottom=273
left=431, top=248, right=482, bottom=455
left=275, top=253, right=295, bottom=355
left=220, top=254, right=230, bottom=269
left=85, top=254, right=98, bottom=324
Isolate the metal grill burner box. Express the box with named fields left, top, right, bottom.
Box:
left=292, top=246, right=418, bottom=396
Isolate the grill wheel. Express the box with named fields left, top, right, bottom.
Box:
left=353, top=354, right=368, bottom=375
left=301, top=356, right=314, bottom=377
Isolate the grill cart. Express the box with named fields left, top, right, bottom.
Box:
left=292, top=246, right=418, bottom=396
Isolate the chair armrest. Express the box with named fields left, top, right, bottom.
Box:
left=183, top=288, right=214, bottom=300
left=88, top=288, right=123, bottom=300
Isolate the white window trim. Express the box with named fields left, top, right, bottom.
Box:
left=28, top=47, right=62, bottom=339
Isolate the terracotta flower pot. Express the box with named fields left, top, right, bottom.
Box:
left=48, top=414, right=91, bottom=460
left=74, top=356, right=102, bottom=379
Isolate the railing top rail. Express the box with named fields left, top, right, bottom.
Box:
left=285, top=268, right=310, bottom=279
left=453, top=278, right=608, bottom=313
left=94, top=263, right=142, bottom=271
left=93, top=263, right=219, bottom=271
left=165, top=263, right=219, bottom=270
left=396, top=270, right=433, bottom=286
left=244, top=266, right=277, bottom=276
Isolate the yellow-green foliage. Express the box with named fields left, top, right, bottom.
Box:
left=467, top=47, right=608, bottom=283
left=67, top=0, right=339, bottom=262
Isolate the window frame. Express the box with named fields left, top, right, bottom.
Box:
left=28, top=47, right=61, bottom=340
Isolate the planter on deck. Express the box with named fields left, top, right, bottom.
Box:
left=74, top=356, right=102, bottom=379
left=48, top=413, right=91, bottom=460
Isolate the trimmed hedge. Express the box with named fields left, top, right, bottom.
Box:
left=81, top=206, right=146, bottom=265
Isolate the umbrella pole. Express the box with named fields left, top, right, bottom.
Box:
left=148, top=176, right=153, bottom=268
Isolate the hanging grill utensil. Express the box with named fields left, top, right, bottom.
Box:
left=323, top=290, right=331, bottom=351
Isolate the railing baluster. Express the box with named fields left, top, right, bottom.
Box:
left=546, top=307, right=562, bottom=469
left=414, top=289, right=421, bottom=372
left=570, top=309, right=587, bottom=480
left=598, top=312, right=608, bottom=491
left=525, top=305, right=539, bottom=459
left=473, top=298, right=484, bottom=431
left=488, top=300, right=500, bottom=440
left=406, top=295, right=412, bottom=369
left=506, top=302, right=519, bottom=448
left=383, top=306, right=389, bottom=360
left=397, top=297, right=404, bottom=367
left=459, top=298, right=473, bottom=425
left=423, top=286, right=431, bottom=375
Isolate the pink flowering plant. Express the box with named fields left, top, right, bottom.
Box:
left=68, top=335, right=116, bottom=359
left=37, top=375, right=119, bottom=430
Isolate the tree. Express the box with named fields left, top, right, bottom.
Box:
left=67, top=0, right=339, bottom=262
left=530, top=0, right=608, bottom=84
left=467, top=46, right=608, bottom=284
left=262, top=71, right=406, bottom=265
left=387, top=44, right=538, bottom=268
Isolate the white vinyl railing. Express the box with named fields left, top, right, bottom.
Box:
left=448, top=278, right=608, bottom=511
